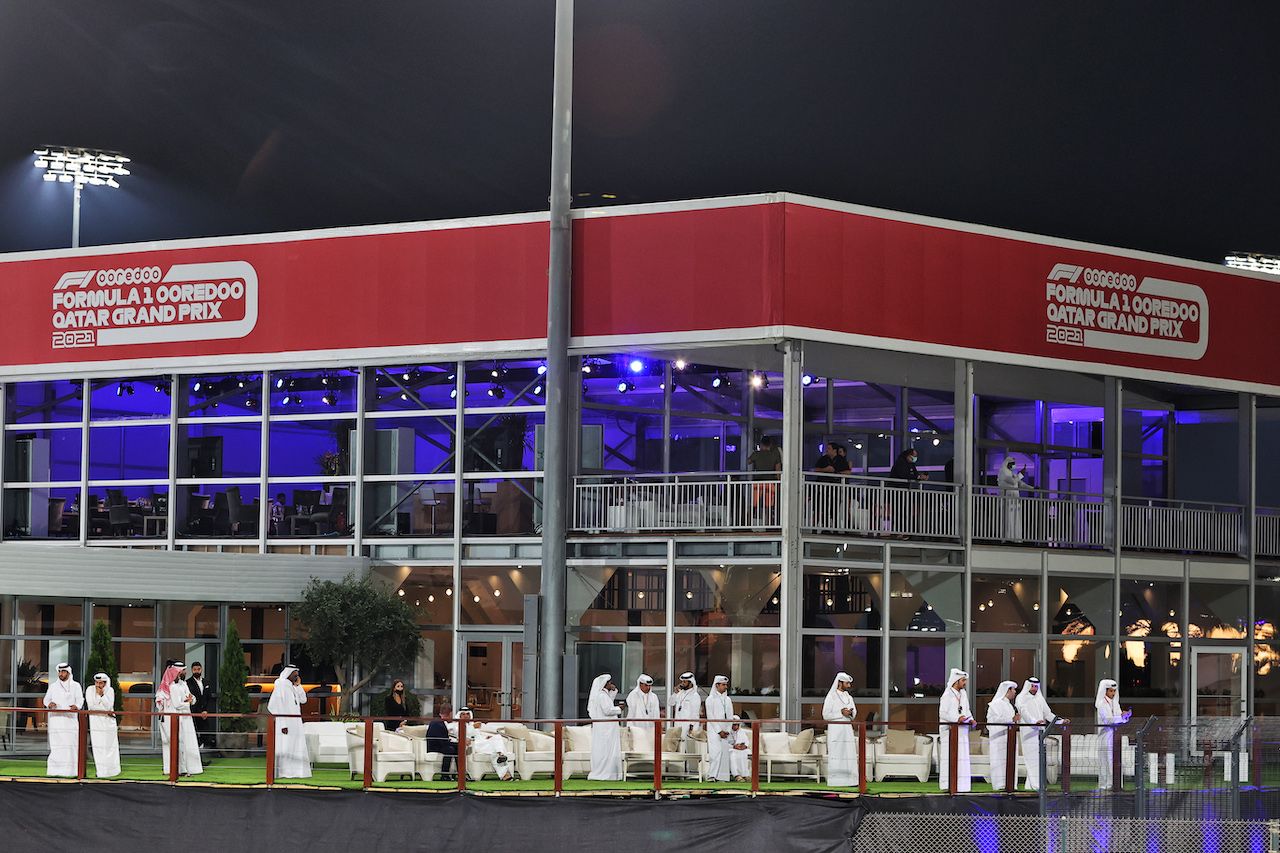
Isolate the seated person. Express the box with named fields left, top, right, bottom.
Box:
left=425, top=706, right=458, bottom=778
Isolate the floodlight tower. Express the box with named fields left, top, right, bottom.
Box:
left=33, top=146, right=131, bottom=248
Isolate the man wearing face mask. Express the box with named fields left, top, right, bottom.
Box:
left=669, top=672, right=703, bottom=743
left=704, top=675, right=735, bottom=783
left=887, top=448, right=929, bottom=538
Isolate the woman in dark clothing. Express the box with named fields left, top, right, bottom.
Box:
left=384, top=679, right=410, bottom=726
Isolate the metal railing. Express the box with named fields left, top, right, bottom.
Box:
left=572, top=472, right=780, bottom=533
left=972, top=487, right=1107, bottom=548
left=803, top=473, right=958, bottom=539
left=1121, top=497, right=1243, bottom=555
left=1258, top=507, right=1280, bottom=558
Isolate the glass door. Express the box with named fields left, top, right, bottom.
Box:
left=460, top=633, right=523, bottom=721
left=972, top=643, right=1039, bottom=704
left=1191, top=647, right=1246, bottom=719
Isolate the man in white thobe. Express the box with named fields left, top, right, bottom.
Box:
left=669, top=671, right=702, bottom=742
left=729, top=716, right=751, bottom=781
left=823, top=671, right=858, bottom=788
left=587, top=673, right=624, bottom=781
left=1095, top=679, right=1131, bottom=791
left=44, top=663, right=83, bottom=777
left=998, top=456, right=1026, bottom=542
left=268, top=665, right=311, bottom=779
left=86, top=673, right=120, bottom=778
left=938, top=668, right=973, bottom=792
left=704, top=675, right=734, bottom=783
left=985, top=680, right=1019, bottom=791
left=1016, top=676, right=1064, bottom=791
left=626, top=674, right=663, bottom=748
left=156, top=662, right=203, bottom=776
left=458, top=708, right=514, bottom=780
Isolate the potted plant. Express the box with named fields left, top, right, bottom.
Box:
left=218, top=621, right=256, bottom=753
left=84, top=618, right=123, bottom=717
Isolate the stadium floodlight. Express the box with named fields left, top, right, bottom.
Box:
left=1224, top=252, right=1280, bottom=276
left=33, top=146, right=131, bottom=248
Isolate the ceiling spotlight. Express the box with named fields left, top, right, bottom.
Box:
left=801, top=374, right=814, bottom=386
left=581, top=364, right=592, bottom=374
left=674, top=359, right=687, bottom=370
left=712, top=373, right=730, bottom=389
left=192, top=380, right=203, bottom=393
left=933, top=438, right=941, bottom=446
left=536, top=363, right=548, bottom=376
left=488, top=384, right=506, bottom=399
left=154, top=380, right=169, bottom=394
left=533, top=383, right=543, bottom=395
left=281, top=394, right=293, bottom=406
left=751, top=373, right=769, bottom=389
left=245, top=396, right=260, bottom=409
left=275, top=376, right=287, bottom=389
left=617, top=380, right=635, bottom=393
left=629, top=359, right=644, bottom=374
left=322, top=390, right=338, bottom=406
left=450, top=388, right=458, bottom=399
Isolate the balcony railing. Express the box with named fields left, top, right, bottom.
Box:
left=1121, top=497, right=1243, bottom=556
left=570, top=471, right=1269, bottom=558
left=802, top=473, right=958, bottom=539
left=972, top=487, right=1107, bottom=549
left=573, top=472, right=780, bottom=533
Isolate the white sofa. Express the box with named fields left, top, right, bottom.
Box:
left=345, top=724, right=416, bottom=782
left=397, top=725, right=448, bottom=781
left=869, top=730, right=933, bottom=783
left=757, top=729, right=823, bottom=783
left=304, top=720, right=351, bottom=766
left=622, top=725, right=703, bottom=781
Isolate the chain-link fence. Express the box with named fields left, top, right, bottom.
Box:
left=853, top=813, right=1278, bottom=853
left=1033, top=716, right=1279, bottom=823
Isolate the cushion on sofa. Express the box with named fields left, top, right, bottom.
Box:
left=565, top=725, right=593, bottom=752
left=498, top=722, right=530, bottom=745
left=400, top=724, right=428, bottom=739
left=790, top=728, right=815, bottom=755
left=884, top=729, right=919, bottom=754
left=662, top=726, right=684, bottom=752
left=760, top=732, right=791, bottom=754
left=526, top=730, right=556, bottom=752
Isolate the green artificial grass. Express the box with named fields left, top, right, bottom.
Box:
left=1, top=755, right=1272, bottom=796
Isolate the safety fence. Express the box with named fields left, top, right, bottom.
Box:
left=572, top=472, right=781, bottom=532
left=1121, top=497, right=1244, bottom=555
left=803, top=474, right=958, bottom=539
left=972, top=488, right=1107, bottom=548
left=851, top=813, right=1278, bottom=853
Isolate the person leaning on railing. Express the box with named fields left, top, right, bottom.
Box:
left=887, top=448, right=928, bottom=538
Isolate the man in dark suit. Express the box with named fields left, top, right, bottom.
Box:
left=425, top=704, right=458, bottom=779
left=186, top=661, right=217, bottom=755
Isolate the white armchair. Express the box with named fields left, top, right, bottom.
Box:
left=870, top=730, right=933, bottom=783
left=345, top=724, right=415, bottom=783
left=621, top=725, right=703, bottom=781
left=304, top=721, right=351, bottom=767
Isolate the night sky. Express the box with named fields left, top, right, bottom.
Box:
left=2, top=2, right=1278, bottom=263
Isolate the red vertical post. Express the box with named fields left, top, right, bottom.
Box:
left=1005, top=724, right=1017, bottom=792
left=1111, top=727, right=1122, bottom=791
left=948, top=723, right=959, bottom=795
left=750, top=722, right=760, bottom=794
left=653, top=717, right=662, bottom=792
left=858, top=722, right=867, bottom=795
left=553, top=721, right=563, bottom=795
left=362, top=717, right=374, bottom=789
left=169, top=713, right=180, bottom=783
left=76, top=709, right=87, bottom=780
left=456, top=722, right=467, bottom=792
left=265, top=715, right=276, bottom=785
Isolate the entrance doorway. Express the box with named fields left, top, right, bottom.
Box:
left=460, top=633, right=523, bottom=721
left=973, top=643, right=1039, bottom=702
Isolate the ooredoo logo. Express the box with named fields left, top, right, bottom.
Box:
left=50, top=261, right=258, bottom=349
left=1043, top=263, right=1207, bottom=360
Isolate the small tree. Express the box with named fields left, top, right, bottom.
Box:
left=293, top=574, right=423, bottom=715
left=84, top=618, right=123, bottom=715
left=218, top=620, right=255, bottom=733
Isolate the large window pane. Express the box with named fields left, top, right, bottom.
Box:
left=4, top=428, right=82, bottom=483
left=674, top=565, right=781, bottom=628
left=1050, top=575, right=1113, bottom=636
left=88, top=424, right=169, bottom=481
left=16, top=600, right=82, bottom=635
left=265, top=482, right=348, bottom=537
left=1188, top=582, right=1248, bottom=639
left=668, top=364, right=745, bottom=418
left=369, top=364, right=458, bottom=412
left=1120, top=579, right=1181, bottom=638
left=461, top=413, right=544, bottom=474
left=1120, top=639, right=1181, bottom=699
left=1047, top=638, right=1107, bottom=700
left=889, top=570, right=962, bottom=633
left=157, top=603, right=218, bottom=638
left=182, top=422, right=262, bottom=478
left=568, top=565, right=666, bottom=627
left=398, top=566, right=454, bottom=626
left=5, top=485, right=81, bottom=539
left=889, top=636, right=961, bottom=697
left=673, top=632, right=780, bottom=696
left=363, top=478, right=453, bottom=537
left=364, top=419, right=455, bottom=475
left=803, top=567, right=881, bottom=629
left=268, top=369, right=357, bottom=414
left=227, top=604, right=288, bottom=640
left=6, top=380, right=83, bottom=424
left=268, top=419, right=355, bottom=478
left=971, top=574, right=1040, bottom=633
left=89, top=377, right=171, bottom=420
left=802, top=635, right=881, bottom=699
left=460, top=566, right=540, bottom=625
left=91, top=603, right=156, bottom=639
left=184, top=373, right=264, bottom=416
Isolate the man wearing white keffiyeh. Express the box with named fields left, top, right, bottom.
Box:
left=44, top=663, right=83, bottom=777
left=87, top=672, right=120, bottom=777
